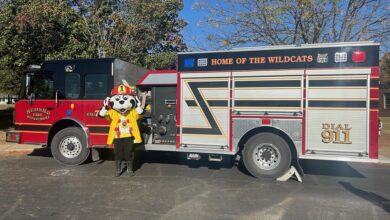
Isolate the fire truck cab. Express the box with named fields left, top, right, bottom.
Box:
left=7, top=58, right=147, bottom=165
left=7, top=42, right=380, bottom=180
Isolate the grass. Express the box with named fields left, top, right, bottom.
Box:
left=0, top=104, right=13, bottom=110
left=380, top=117, right=390, bottom=135
left=379, top=117, right=390, bottom=156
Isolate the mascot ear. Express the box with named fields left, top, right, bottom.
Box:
left=130, top=99, right=136, bottom=107
left=110, top=101, right=114, bottom=108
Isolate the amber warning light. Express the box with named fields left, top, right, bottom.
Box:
left=352, top=51, right=366, bottom=63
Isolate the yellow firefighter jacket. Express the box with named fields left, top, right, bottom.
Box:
left=103, top=108, right=142, bottom=144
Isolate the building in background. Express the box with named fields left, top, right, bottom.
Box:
left=0, top=94, right=17, bottom=104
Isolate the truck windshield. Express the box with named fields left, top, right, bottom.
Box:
left=30, top=74, right=54, bottom=99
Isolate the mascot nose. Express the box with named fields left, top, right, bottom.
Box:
left=119, top=100, right=124, bottom=104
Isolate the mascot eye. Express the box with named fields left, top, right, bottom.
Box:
left=115, top=98, right=119, bottom=101
left=124, top=96, right=128, bottom=100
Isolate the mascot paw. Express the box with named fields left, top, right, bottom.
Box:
left=136, top=106, right=144, bottom=114
left=135, top=96, right=142, bottom=107
left=98, top=108, right=107, bottom=117
left=103, top=97, right=111, bottom=110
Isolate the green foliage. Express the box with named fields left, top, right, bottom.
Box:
left=71, top=0, right=186, bottom=65
left=145, top=52, right=178, bottom=70
left=0, top=0, right=94, bottom=94
left=0, top=0, right=186, bottom=94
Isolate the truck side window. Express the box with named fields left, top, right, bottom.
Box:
left=65, top=73, right=80, bottom=99
left=31, top=74, right=54, bottom=99
left=84, top=74, right=108, bottom=99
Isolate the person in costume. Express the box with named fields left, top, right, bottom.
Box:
left=98, top=84, right=145, bottom=177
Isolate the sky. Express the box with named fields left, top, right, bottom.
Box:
left=178, top=0, right=241, bottom=51
left=179, top=0, right=208, bottom=51
left=178, top=0, right=389, bottom=54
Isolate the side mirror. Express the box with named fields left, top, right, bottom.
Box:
left=25, top=74, right=31, bottom=97
left=55, top=90, right=65, bottom=106
left=29, top=93, right=35, bottom=105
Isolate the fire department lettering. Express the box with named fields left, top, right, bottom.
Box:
left=26, top=108, right=50, bottom=121
left=321, top=123, right=352, bottom=144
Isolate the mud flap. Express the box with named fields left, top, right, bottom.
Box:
left=91, top=148, right=100, bottom=161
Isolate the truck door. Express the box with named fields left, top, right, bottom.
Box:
left=13, top=73, right=58, bottom=143
left=305, top=68, right=370, bottom=156
left=179, top=72, right=230, bottom=149
left=17, top=70, right=82, bottom=132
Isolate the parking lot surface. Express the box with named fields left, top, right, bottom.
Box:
left=0, top=150, right=389, bottom=220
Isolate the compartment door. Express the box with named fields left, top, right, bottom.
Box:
left=306, top=72, right=369, bottom=156
left=180, top=73, right=230, bottom=148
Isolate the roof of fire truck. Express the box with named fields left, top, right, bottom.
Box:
left=33, top=58, right=147, bottom=87
left=178, top=41, right=379, bottom=54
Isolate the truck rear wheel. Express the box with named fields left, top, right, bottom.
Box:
left=243, top=132, right=291, bottom=179
left=51, top=127, right=90, bottom=165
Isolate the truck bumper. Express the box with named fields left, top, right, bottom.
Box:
left=6, top=130, right=20, bottom=143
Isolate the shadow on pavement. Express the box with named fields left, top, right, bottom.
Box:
left=300, top=159, right=365, bottom=178
left=27, top=147, right=366, bottom=179
left=89, top=149, right=254, bottom=177
left=28, top=147, right=52, bottom=157
left=139, top=150, right=242, bottom=172
left=339, top=181, right=390, bottom=213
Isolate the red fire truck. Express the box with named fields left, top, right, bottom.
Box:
left=7, top=42, right=380, bottom=179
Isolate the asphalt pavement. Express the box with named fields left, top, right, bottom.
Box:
left=0, top=149, right=389, bottom=220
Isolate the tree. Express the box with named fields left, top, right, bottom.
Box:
left=0, top=0, right=94, bottom=94
left=381, top=53, right=390, bottom=83
left=144, top=52, right=177, bottom=70
left=193, top=0, right=390, bottom=49
left=71, top=0, right=186, bottom=66
left=0, top=0, right=186, bottom=94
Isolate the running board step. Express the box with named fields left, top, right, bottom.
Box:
left=208, top=154, right=223, bottom=162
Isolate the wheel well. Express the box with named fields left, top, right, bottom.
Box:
left=47, top=120, right=83, bottom=147
left=238, top=126, right=298, bottom=165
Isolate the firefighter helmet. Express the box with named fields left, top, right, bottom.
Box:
left=111, top=84, right=136, bottom=96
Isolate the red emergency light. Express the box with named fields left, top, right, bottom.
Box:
left=262, top=118, right=271, bottom=125
left=6, top=132, right=20, bottom=143
left=352, top=51, right=366, bottom=63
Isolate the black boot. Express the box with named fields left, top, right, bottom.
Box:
left=126, top=161, right=134, bottom=177
left=115, top=160, right=122, bottom=177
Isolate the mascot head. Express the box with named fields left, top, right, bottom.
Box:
left=109, top=84, right=137, bottom=113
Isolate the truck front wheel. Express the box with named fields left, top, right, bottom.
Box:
left=51, top=127, right=90, bottom=165
left=243, top=132, right=291, bottom=179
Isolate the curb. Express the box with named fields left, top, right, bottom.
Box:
left=0, top=143, right=39, bottom=157
left=0, top=149, right=35, bottom=157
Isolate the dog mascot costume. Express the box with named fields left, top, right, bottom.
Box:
left=98, top=84, right=144, bottom=177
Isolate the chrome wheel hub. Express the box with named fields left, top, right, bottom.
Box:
left=253, top=143, right=280, bottom=170
left=59, top=136, right=82, bottom=159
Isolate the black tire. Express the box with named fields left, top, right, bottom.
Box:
left=242, top=132, right=292, bottom=179
left=51, top=127, right=90, bottom=165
